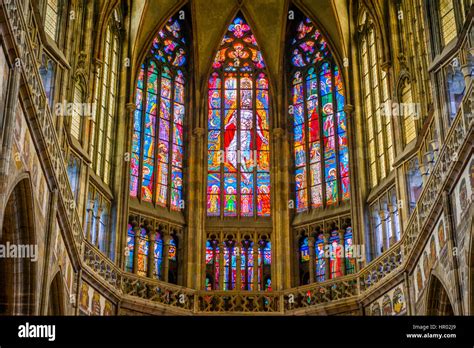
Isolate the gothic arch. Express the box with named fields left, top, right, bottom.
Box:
left=355, top=0, right=391, bottom=66
left=132, top=0, right=189, bottom=95
left=425, top=274, right=455, bottom=315
left=48, top=272, right=66, bottom=315
left=202, top=7, right=277, bottom=121
left=290, top=2, right=348, bottom=78
left=0, top=175, right=37, bottom=315
left=93, top=0, right=123, bottom=59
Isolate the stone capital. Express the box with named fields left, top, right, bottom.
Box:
left=125, top=102, right=137, bottom=113
left=193, top=127, right=205, bottom=137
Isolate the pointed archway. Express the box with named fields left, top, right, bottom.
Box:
left=426, top=275, right=454, bottom=315
left=48, top=272, right=65, bottom=315
left=0, top=177, right=37, bottom=315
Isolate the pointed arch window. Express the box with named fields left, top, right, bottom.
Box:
left=400, top=80, right=417, bottom=145
left=45, top=0, right=61, bottom=41
left=130, top=15, right=187, bottom=211
left=289, top=17, right=350, bottom=212
left=358, top=11, right=394, bottom=188
left=90, top=10, right=122, bottom=185
left=207, top=16, right=271, bottom=218
left=70, top=82, right=84, bottom=140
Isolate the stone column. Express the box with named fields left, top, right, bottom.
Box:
left=146, top=223, right=155, bottom=278
left=381, top=209, right=389, bottom=253
left=324, top=233, right=330, bottom=280
left=219, top=241, right=225, bottom=290
left=235, top=242, right=242, bottom=290
left=338, top=229, right=346, bottom=276
left=388, top=203, right=398, bottom=245
left=132, top=220, right=141, bottom=274
left=93, top=206, right=103, bottom=248
left=85, top=199, right=94, bottom=241
left=162, top=233, right=171, bottom=282
left=252, top=242, right=259, bottom=290
left=308, top=237, right=315, bottom=283
left=186, top=127, right=206, bottom=288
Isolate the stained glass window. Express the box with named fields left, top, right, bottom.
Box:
left=90, top=12, right=121, bottom=185
left=205, top=239, right=220, bottom=290
left=207, top=16, right=271, bottom=218
left=130, top=15, right=187, bottom=212
left=86, top=185, right=113, bottom=259
left=70, top=83, right=84, bottom=140
left=289, top=17, right=350, bottom=212
left=258, top=240, right=272, bottom=291
left=126, top=224, right=134, bottom=272
left=137, top=227, right=149, bottom=277
left=344, top=227, right=355, bottom=274
left=406, top=157, right=423, bottom=212
left=400, top=81, right=417, bottom=145
left=67, top=153, right=81, bottom=202
left=39, top=53, right=56, bottom=108
left=358, top=11, right=394, bottom=187
left=240, top=240, right=254, bottom=290
left=300, top=237, right=309, bottom=262
left=369, top=187, right=401, bottom=258
left=223, top=240, right=237, bottom=290
left=154, top=233, right=163, bottom=279
left=329, top=230, right=342, bottom=278
left=315, top=234, right=326, bottom=282
left=45, top=0, right=60, bottom=41
left=168, top=236, right=179, bottom=283
left=439, top=0, right=457, bottom=46
left=205, top=237, right=271, bottom=291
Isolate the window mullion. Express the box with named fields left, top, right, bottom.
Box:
left=138, top=61, right=148, bottom=202
left=301, top=68, right=311, bottom=210
left=237, top=73, right=242, bottom=218
left=317, top=66, right=326, bottom=208
left=102, top=28, right=114, bottom=182
left=332, top=62, right=342, bottom=204
left=152, top=63, right=162, bottom=207
left=366, top=30, right=379, bottom=184
left=220, top=71, right=225, bottom=219
left=168, top=67, right=176, bottom=210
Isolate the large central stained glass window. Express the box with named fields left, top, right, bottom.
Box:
left=289, top=17, right=350, bottom=212
left=130, top=16, right=187, bottom=210
left=207, top=16, right=271, bottom=218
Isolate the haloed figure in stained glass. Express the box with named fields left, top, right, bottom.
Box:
left=130, top=14, right=187, bottom=211
left=290, top=16, right=350, bottom=213
left=207, top=16, right=271, bottom=218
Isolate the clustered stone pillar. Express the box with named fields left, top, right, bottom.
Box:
left=219, top=241, right=225, bottom=290
left=324, top=233, right=330, bottom=280
left=85, top=199, right=94, bottom=241
left=253, top=242, right=259, bottom=290
left=132, top=220, right=141, bottom=274
left=388, top=203, right=398, bottom=246
left=146, top=222, right=155, bottom=278
left=379, top=209, right=388, bottom=253
left=308, top=236, right=316, bottom=283
left=338, top=229, right=346, bottom=276
left=93, top=205, right=103, bottom=248
left=162, top=233, right=171, bottom=282
left=235, top=242, right=242, bottom=290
